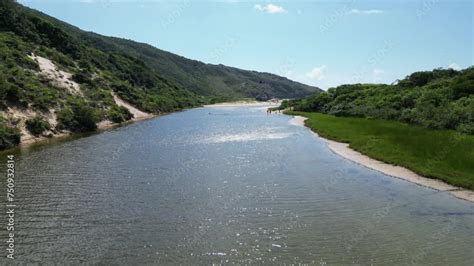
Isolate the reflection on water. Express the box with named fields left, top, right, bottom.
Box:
left=202, top=127, right=293, bottom=143
left=0, top=105, right=473, bottom=264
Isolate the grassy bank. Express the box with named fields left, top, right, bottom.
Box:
left=287, top=111, right=474, bottom=190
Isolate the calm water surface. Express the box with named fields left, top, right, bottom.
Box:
left=1, top=105, right=473, bottom=264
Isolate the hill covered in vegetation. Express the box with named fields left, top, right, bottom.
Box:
left=282, top=68, right=474, bottom=134
left=77, top=34, right=319, bottom=99
left=0, top=0, right=318, bottom=149
left=2, top=0, right=319, bottom=99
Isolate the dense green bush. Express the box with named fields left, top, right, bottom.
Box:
left=0, top=119, right=21, bottom=150
left=286, top=67, right=474, bottom=134
left=108, top=105, right=133, bottom=123
left=57, top=100, right=98, bottom=132
left=25, top=116, right=51, bottom=136
left=72, top=71, right=92, bottom=84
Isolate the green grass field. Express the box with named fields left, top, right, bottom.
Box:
left=287, top=111, right=474, bottom=190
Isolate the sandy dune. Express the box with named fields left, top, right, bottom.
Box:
left=0, top=107, right=63, bottom=145
left=3, top=54, right=153, bottom=146
left=111, top=92, right=152, bottom=120
left=28, top=54, right=82, bottom=95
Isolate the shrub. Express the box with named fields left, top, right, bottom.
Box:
left=108, top=105, right=133, bottom=123
left=25, top=116, right=50, bottom=136
left=72, top=105, right=97, bottom=131
left=57, top=107, right=75, bottom=131
left=72, top=71, right=92, bottom=84
left=286, top=67, right=474, bottom=134
left=457, top=123, right=474, bottom=134
left=0, top=120, right=21, bottom=150
left=57, top=101, right=98, bottom=132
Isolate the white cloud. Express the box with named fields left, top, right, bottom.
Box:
left=306, top=65, right=327, bottom=81
left=254, top=4, right=287, bottom=14
left=347, top=9, right=384, bottom=15
left=372, top=68, right=385, bottom=82
left=447, top=63, right=461, bottom=70
left=373, top=68, right=385, bottom=75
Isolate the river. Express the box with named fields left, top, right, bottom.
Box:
left=1, top=105, right=473, bottom=264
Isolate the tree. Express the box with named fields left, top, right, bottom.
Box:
left=57, top=100, right=98, bottom=132
left=26, top=116, right=51, bottom=136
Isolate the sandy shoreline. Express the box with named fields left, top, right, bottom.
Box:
left=17, top=114, right=156, bottom=149
left=14, top=101, right=273, bottom=149
left=13, top=101, right=268, bottom=150
left=289, top=115, right=474, bottom=202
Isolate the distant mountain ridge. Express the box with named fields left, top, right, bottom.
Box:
left=9, top=1, right=321, bottom=99
left=0, top=0, right=319, bottom=149
left=80, top=34, right=321, bottom=99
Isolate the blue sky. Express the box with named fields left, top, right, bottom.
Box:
left=19, top=0, right=473, bottom=90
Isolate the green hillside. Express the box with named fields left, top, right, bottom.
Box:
left=0, top=0, right=318, bottom=149
left=282, top=68, right=474, bottom=134
left=78, top=34, right=319, bottom=99
left=4, top=1, right=319, bottom=99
